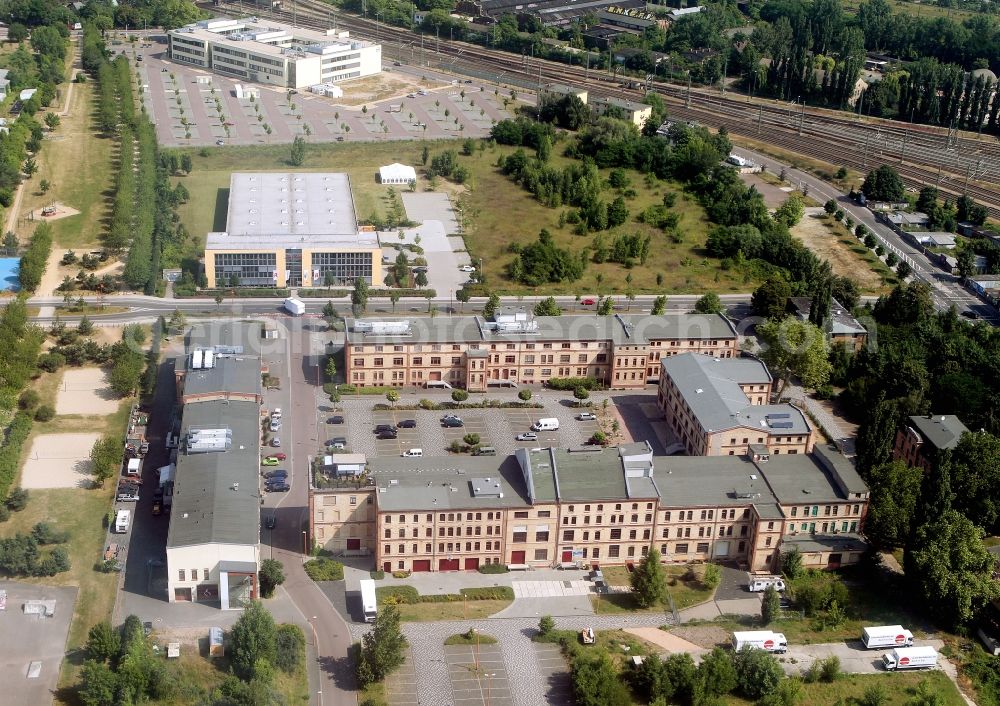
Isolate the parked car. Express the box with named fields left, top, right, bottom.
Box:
left=374, top=424, right=395, bottom=433
left=328, top=416, right=345, bottom=424
left=581, top=298, right=596, bottom=305
left=458, top=265, right=476, bottom=272
left=441, top=414, right=461, bottom=422
left=215, top=139, right=224, bottom=146
left=328, top=437, right=347, bottom=449
left=377, top=431, right=398, bottom=440
left=516, top=432, right=538, bottom=441
left=270, top=437, right=281, bottom=447
left=266, top=481, right=290, bottom=493
left=269, top=420, right=282, bottom=432
left=262, top=457, right=279, bottom=466
left=442, top=418, right=464, bottom=428
left=268, top=453, right=287, bottom=461
left=264, top=469, right=288, bottom=480
left=577, top=412, right=598, bottom=421
left=265, top=515, right=276, bottom=530
left=402, top=448, right=423, bottom=457
left=397, top=419, right=417, bottom=428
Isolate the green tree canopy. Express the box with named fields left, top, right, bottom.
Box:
left=694, top=293, right=724, bottom=314
left=864, top=460, right=923, bottom=547
left=630, top=547, right=666, bottom=608
left=756, top=317, right=832, bottom=394
left=229, top=601, right=278, bottom=681
left=862, top=165, right=905, bottom=201
left=752, top=277, right=791, bottom=319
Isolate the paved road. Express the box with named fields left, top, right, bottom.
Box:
left=262, top=317, right=356, bottom=706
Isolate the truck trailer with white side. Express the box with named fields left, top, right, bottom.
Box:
left=732, top=631, right=788, bottom=654
left=284, top=297, right=305, bottom=316
left=882, top=646, right=938, bottom=670
left=862, top=625, right=914, bottom=649
left=360, top=579, right=377, bottom=623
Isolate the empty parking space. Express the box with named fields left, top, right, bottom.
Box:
left=384, top=649, right=419, bottom=706
left=534, top=643, right=572, bottom=705
left=444, top=644, right=513, bottom=706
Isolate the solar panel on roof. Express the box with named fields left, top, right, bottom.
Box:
left=771, top=422, right=794, bottom=429
left=767, top=413, right=791, bottom=419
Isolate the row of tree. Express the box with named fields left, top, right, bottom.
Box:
left=17, top=221, right=52, bottom=291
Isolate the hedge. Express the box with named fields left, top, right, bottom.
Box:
left=546, top=376, right=603, bottom=391
left=303, top=557, right=344, bottom=582
left=477, top=564, right=510, bottom=575
left=0, top=412, right=33, bottom=501
left=375, top=585, right=515, bottom=605
left=372, top=400, right=543, bottom=411
left=175, top=288, right=291, bottom=299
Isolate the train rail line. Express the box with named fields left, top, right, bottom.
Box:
left=209, top=0, right=1000, bottom=217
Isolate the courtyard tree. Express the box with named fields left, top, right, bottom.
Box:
left=733, top=647, right=783, bottom=700
left=761, top=585, right=781, bottom=625
left=356, top=604, right=407, bottom=686
left=573, top=386, right=590, bottom=405
left=230, top=601, right=277, bottom=681
left=386, top=390, right=400, bottom=407
left=289, top=136, right=306, bottom=166
left=259, top=558, right=286, bottom=598
left=756, top=317, right=831, bottom=394
left=652, top=295, right=667, bottom=315
left=352, top=277, right=369, bottom=314
left=534, top=296, right=562, bottom=316
left=630, top=547, right=666, bottom=608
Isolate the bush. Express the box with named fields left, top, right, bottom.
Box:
left=478, top=563, right=509, bottom=574
left=370, top=570, right=385, bottom=580
left=259, top=558, right=286, bottom=598
left=463, top=433, right=480, bottom=446
left=392, top=570, right=411, bottom=579
left=460, top=586, right=514, bottom=600
left=451, top=389, right=469, bottom=402
left=274, top=624, right=305, bottom=673
left=302, top=558, right=344, bottom=581
left=860, top=683, right=888, bottom=706
left=518, top=389, right=532, bottom=401
left=376, top=586, right=420, bottom=605
left=0, top=506, right=8, bottom=522
left=538, top=615, right=555, bottom=636
left=34, top=404, right=55, bottom=422
left=0, top=415, right=34, bottom=503
left=702, top=563, right=721, bottom=589
left=547, top=376, right=602, bottom=391
left=18, top=390, right=39, bottom=410
left=819, top=655, right=841, bottom=682
left=6, top=486, right=29, bottom=511
left=32, top=522, right=69, bottom=544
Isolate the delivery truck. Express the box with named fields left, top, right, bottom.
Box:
left=284, top=297, right=305, bottom=316
left=732, top=631, right=788, bottom=654
left=883, top=646, right=938, bottom=671
left=360, top=579, right=377, bottom=623
left=862, top=625, right=914, bottom=649
left=115, top=510, right=131, bottom=533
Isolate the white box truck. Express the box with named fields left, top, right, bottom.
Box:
left=115, top=510, right=131, bottom=534
left=883, top=646, right=938, bottom=670
left=732, top=631, right=788, bottom=654
left=360, top=579, right=377, bottom=623
left=748, top=576, right=786, bottom=592
left=284, top=297, right=305, bottom=316
left=862, top=625, right=914, bottom=649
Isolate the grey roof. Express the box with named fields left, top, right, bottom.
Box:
left=518, top=445, right=659, bottom=503
left=593, top=96, right=652, bottom=112
left=206, top=172, right=378, bottom=251
left=812, top=443, right=867, bottom=496
left=907, top=415, right=969, bottom=451
left=370, top=455, right=532, bottom=511
left=184, top=320, right=285, bottom=360
left=756, top=453, right=861, bottom=504
left=755, top=503, right=786, bottom=519
left=167, top=400, right=262, bottom=548
left=789, top=297, right=867, bottom=336
left=655, top=455, right=772, bottom=507
left=661, top=354, right=811, bottom=435
left=781, top=533, right=868, bottom=554
left=182, top=356, right=262, bottom=398
left=346, top=312, right=737, bottom=346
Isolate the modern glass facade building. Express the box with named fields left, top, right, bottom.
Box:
left=204, top=172, right=382, bottom=289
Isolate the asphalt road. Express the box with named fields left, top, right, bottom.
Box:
left=261, top=318, right=355, bottom=706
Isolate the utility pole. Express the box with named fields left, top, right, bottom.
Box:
left=686, top=72, right=691, bottom=108
left=900, top=129, right=907, bottom=164
left=798, top=101, right=805, bottom=136
left=721, top=54, right=727, bottom=95
left=757, top=105, right=762, bottom=135
left=863, top=132, right=870, bottom=169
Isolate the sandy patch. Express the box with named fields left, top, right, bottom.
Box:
left=55, top=367, right=120, bottom=416
left=328, top=70, right=448, bottom=107
left=35, top=247, right=65, bottom=297
left=20, top=432, right=101, bottom=489
left=626, top=627, right=704, bottom=652
left=668, top=625, right=733, bottom=649
left=791, top=207, right=882, bottom=290
left=34, top=202, right=80, bottom=222
left=738, top=173, right=792, bottom=208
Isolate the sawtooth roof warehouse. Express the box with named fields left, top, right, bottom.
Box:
left=168, top=18, right=381, bottom=89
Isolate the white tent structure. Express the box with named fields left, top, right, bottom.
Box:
left=379, top=163, right=416, bottom=185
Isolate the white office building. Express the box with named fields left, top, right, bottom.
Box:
left=168, top=18, right=381, bottom=89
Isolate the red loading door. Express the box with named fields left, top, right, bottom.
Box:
left=438, top=558, right=460, bottom=571
left=562, top=551, right=573, bottom=562
left=412, top=560, right=431, bottom=572
left=510, top=550, right=526, bottom=564
left=464, top=558, right=480, bottom=570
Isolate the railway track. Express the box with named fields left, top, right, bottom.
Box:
left=209, top=0, right=1000, bottom=217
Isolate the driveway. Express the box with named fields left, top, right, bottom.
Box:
left=399, top=192, right=468, bottom=297
left=785, top=639, right=946, bottom=676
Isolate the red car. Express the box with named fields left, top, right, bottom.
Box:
left=581, top=298, right=596, bottom=306
left=266, top=453, right=287, bottom=461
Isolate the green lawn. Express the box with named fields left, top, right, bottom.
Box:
left=19, top=80, right=115, bottom=249
left=593, top=564, right=716, bottom=614
left=170, top=137, right=749, bottom=295
left=444, top=631, right=499, bottom=645
left=393, top=599, right=512, bottom=622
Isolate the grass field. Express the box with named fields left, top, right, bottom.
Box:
left=170, top=137, right=751, bottom=295
left=593, top=564, right=716, bottom=614
left=17, top=80, right=115, bottom=249
left=393, top=598, right=512, bottom=622
left=724, top=672, right=965, bottom=705
left=841, top=0, right=979, bottom=21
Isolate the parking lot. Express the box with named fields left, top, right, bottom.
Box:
left=445, top=643, right=513, bottom=706
left=329, top=394, right=606, bottom=458
left=122, top=38, right=516, bottom=147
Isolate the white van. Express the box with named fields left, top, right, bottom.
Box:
left=115, top=510, right=131, bottom=534
left=425, top=380, right=453, bottom=389
left=402, top=449, right=423, bottom=457
left=531, top=418, right=560, bottom=432
left=748, top=577, right=786, bottom=592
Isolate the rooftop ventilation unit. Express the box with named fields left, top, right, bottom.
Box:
left=191, top=349, right=204, bottom=370
left=470, top=478, right=503, bottom=498
left=203, top=350, right=215, bottom=369
left=355, top=320, right=412, bottom=336
left=187, top=427, right=233, bottom=454
left=770, top=421, right=794, bottom=429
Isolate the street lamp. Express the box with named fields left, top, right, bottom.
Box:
left=486, top=672, right=496, bottom=706
left=302, top=530, right=308, bottom=555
